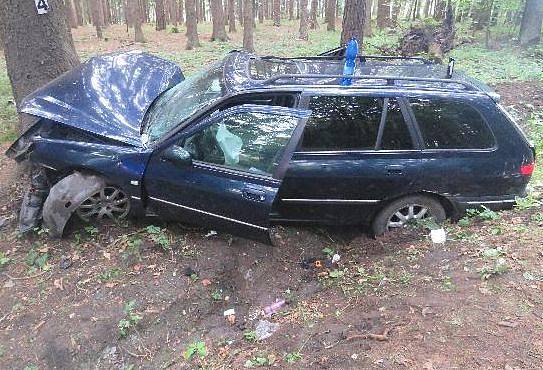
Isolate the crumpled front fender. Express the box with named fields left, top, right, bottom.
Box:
left=43, top=172, right=105, bottom=237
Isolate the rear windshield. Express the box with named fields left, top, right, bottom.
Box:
left=409, top=98, right=495, bottom=149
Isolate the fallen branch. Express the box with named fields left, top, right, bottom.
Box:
left=2, top=270, right=48, bottom=281
left=347, top=328, right=390, bottom=342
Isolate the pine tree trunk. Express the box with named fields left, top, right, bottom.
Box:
left=326, top=0, right=335, bottom=30
left=156, top=0, right=167, bottom=30
left=228, top=0, right=237, bottom=30
left=364, top=0, right=372, bottom=36
left=340, top=0, right=365, bottom=45
left=102, top=0, right=111, bottom=25
left=309, top=0, right=318, bottom=29
left=299, top=0, right=309, bottom=39
left=1, top=0, right=80, bottom=130
left=74, top=0, right=85, bottom=25
left=519, top=0, right=543, bottom=46
left=238, top=0, right=244, bottom=25
left=288, top=0, right=294, bottom=19
left=66, top=0, right=78, bottom=28
left=434, top=0, right=445, bottom=20
left=258, top=0, right=264, bottom=23
left=90, top=0, right=104, bottom=38
left=131, top=0, right=146, bottom=42
left=178, top=0, right=184, bottom=23
left=210, top=0, right=229, bottom=40
left=243, top=0, right=254, bottom=51
left=186, top=0, right=201, bottom=48
left=376, top=0, right=389, bottom=28
left=273, top=0, right=281, bottom=25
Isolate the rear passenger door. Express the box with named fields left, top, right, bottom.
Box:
left=274, top=93, right=421, bottom=225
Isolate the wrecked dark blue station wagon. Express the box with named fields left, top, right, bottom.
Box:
left=7, top=49, right=536, bottom=243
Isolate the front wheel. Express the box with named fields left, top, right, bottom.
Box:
left=372, top=195, right=446, bottom=236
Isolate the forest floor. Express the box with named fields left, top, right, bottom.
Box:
left=1, top=22, right=543, bottom=369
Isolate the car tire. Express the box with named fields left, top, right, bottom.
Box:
left=372, top=195, right=446, bottom=236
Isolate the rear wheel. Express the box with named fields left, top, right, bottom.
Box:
left=372, top=195, right=446, bottom=236
left=76, top=185, right=131, bottom=222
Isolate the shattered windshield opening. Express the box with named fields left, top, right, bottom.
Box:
left=144, top=62, right=227, bottom=143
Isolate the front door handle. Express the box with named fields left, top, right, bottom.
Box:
left=385, top=165, right=405, bottom=175
left=242, top=189, right=266, bottom=202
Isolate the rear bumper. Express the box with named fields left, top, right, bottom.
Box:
left=449, top=194, right=521, bottom=215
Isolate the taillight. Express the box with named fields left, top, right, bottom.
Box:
left=520, top=162, right=535, bottom=176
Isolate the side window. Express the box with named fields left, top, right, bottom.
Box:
left=410, top=98, right=494, bottom=149
left=182, top=112, right=299, bottom=176
left=301, top=95, right=413, bottom=151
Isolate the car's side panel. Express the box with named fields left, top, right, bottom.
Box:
left=402, top=93, right=532, bottom=211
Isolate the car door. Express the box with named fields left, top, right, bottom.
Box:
left=143, top=104, right=310, bottom=243
left=273, top=93, right=422, bottom=225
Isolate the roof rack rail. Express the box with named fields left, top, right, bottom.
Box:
left=261, top=54, right=433, bottom=64
left=261, top=74, right=479, bottom=91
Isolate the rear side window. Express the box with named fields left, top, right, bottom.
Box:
left=301, top=96, right=413, bottom=151
left=410, top=98, right=494, bottom=149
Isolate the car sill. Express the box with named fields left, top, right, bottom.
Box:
left=149, top=196, right=268, bottom=231
left=281, top=198, right=380, bottom=204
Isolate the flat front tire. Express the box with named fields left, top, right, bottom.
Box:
left=372, top=195, right=446, bottom=236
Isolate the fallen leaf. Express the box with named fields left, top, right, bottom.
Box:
left=201, top=278, right=212, bottom=287
left=53, top=278, right=64, bottom=291
left=102, top=251, right=111, bottom=260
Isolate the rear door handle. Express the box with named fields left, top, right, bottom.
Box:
left=385, top=165, right=405, bottom=175
left=242, top=188, right=266, bottom=202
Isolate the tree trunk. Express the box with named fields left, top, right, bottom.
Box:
left=228, top=0, right=237, bottom=30
left=243, top=0, right=254, bottom=51
left=376, top=0, right=389, bottom=28
left=238, top=0, right=244, bottom=25
left=299, top=0, right=309, bottom=39
left=102, top=0, right=111, bottom=25
left=178, top=0, right=184, bottom=23
left=258, top=0, right=264, bottom=23
left=364, top=0, right=372, bottom=36
left=66, top=0, right=78, bottom=28
left=156, top=0, right=167, bottom=30
left=131, top=0, right=146, bottom=42
left=90, top=0, right=104, bottom=38
left=74, top=0, right=85, bottom=25
left=519, top=0, right=543, bottom=46
left=309, top=0, right=318, bottom=28
left=185, top=0, right=201, bottom=48
left=434, top=0, right=445, bottom=20
left=273, top=0, right=281, bottom=25
left=326, top=0, right=335, bottom=30
left=288, top=0, right=294, bottom=19
left=210, top=0, right=229, bottom=40
left=340, top=0, right=365, bottom=45
left=1, top=0, right=80, bottom=129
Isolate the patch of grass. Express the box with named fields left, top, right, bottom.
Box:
left=118, top=300, right=142, bottom=338
left=244, top=354, right=276, bottom=367
left=243, top=330, right=257, bottom=342
left=478, top=258, right=509, bottom=280
left=145, top=225, right=170, bottom=250
left=184, top=341, right=207, bottom=361
left=515, top=195, right=542, bottom=210
left=285, top=351, right=303, bottom=364
left=465, top=206, right=501, bottom=221
left=440, top=276, right=456, bottom=292
left=98, top=268, right=123, bottom=282
left=25, top=247, right=51, bottom=272
left=449, top=43, right=543, bottom=83
left=0, top=251, right=11, bottom=268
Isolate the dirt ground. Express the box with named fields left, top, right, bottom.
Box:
left=1, top=33, right=543, bottom=369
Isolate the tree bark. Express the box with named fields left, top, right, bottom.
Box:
left=299, top=0, right=309, bottom=39
left=258, top=0, right=264, bottom=23
left=74, top=0, right=85, bottom=25
left=326, top=0, right=335, bottom=30
left=376, top=0, right=390, bottom=28
left=273, top=0, right=281, bottom=25
left=519, top=0, right=543, bottom=46
left=185, top=0, right=201, bottom=48
left=156, top=0, right=167, bottom=30
left=288, top=0, right=294, bottom=19
left=210, top=0, right=229, bottom=40
left=243, top=0, right=254, bottom=51
left=90, top=0, right=105, bottom=38
left=238, top=0, right=244, bottom=25
left=66, top=0, right=78, bottom=28
left=340, top=0, right=365, bottom=45
left=1, top=0, right=80, bottom=130
left=131, top=0, right=146, bottom=42
left=228, top=0, right=237, bottom=30
left=309, top=0, right=318, bottom=28
left=364, top=0, right=372, bottom=36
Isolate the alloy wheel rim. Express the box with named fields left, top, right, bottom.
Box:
left=386, top=203, right=429, bottom=230
left=76, top=186, right=130, bottom=222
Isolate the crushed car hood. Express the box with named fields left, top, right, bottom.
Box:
left=19, top=50, right=184, bottom=146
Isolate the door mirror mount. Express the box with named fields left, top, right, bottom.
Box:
left=161, top=146, right=193, bottom=166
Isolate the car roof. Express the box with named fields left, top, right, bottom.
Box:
left=222, top=51, right=499, bottom=101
